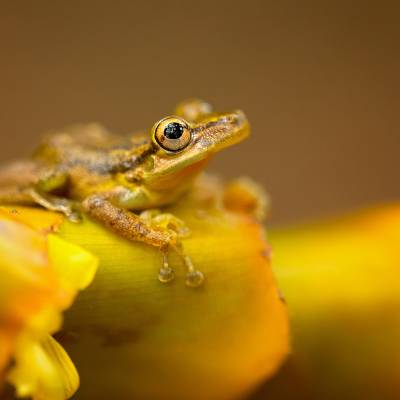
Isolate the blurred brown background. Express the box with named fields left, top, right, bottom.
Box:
left=0, top=1, right=399, bottom=224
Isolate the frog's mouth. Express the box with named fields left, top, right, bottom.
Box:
left=145, top=156, right=212, bottom=191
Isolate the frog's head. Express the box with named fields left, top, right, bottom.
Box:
left=138, top=101, right=249, bottom=190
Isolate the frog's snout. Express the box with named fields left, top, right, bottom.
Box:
left=193, top=109, right=249, bottom=151
left=229, top=109, right=247, bottom=125
left=222, top=109, right=250, bottom=143
left=228, top=110, right=248, bottom=132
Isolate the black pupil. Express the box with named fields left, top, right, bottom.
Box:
left=164, top=122, right=184, bottom=139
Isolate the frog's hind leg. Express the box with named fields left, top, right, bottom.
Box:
left=0, top=160, right=42, bottom=188
left=222, top=176, right=270, bottom=221
left=83, top=194, right=204, bottom=287
left=0, top=186, right=81, bottom=223
left=25, top=188, right=82, bottom=223
left=0, top=163, right=80, bottom=222
left=0, top=186, right=36, bottom=205
left=0, top=160, right=38, bottom=204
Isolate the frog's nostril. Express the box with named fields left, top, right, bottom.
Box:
left=226, top=110, right=247, bottom=127
left=233, top=110, right=246, bottom=124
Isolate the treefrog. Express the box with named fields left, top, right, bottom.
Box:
left=0, top=99, right=254, bottom=287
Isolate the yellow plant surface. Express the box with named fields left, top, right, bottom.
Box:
left=258, top=204, right=400, bottom=400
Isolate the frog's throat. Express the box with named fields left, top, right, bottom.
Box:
left=144, top=157, right=211, bottom=190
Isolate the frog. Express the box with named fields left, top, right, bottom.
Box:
left=0, top=99, right=253, bottom=287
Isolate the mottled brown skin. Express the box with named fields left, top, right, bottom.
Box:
left=0, top=99, right=250, bottom=286
left=83, top=195, right=174, bottom=248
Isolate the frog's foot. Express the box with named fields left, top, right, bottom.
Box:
left=0, top=186, right=37, bottom=205
left=26, top=188, right=82, bottom=223
left=82, top=195, right=203, bottom=287
left=140, top=209, right=191, bottom=238
left=158, top=248, right=175, bottom=284
left=140, top=210, right=203, bottom=287
left=222, top=176, right=270, bottom=221
left=173, top=242, right=205, bottom=288
left=159, top=244, right=204, bottom=288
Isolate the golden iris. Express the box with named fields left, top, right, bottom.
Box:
left=152, top=116, right=192, bottom=152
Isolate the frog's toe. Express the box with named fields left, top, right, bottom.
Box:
left=185, top=270, right=205, bottom=288
left=158, top=251, right=175, bottom=284
left=158, top=266, right=175, bottom=283
left=141, top=210, right=191, bottom=238
left=139, top=209, right=161, bottom=221
left=154, top=214, right=190, bottom=237
left=67, top=210, right=82, bottom=223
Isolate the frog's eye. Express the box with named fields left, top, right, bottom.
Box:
left=152, top=117, right=192, bottom=152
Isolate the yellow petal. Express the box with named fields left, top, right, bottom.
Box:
left=7, top=335, right=79, bottom=400
left=41, top=335, right=79, bottom=399
left=0, top=208, right=98, bottom=400
left=0, top=214, right=58, bottom=374
left=48, top=234, right=98, bottom=292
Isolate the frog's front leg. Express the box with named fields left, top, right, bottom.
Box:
left=28, top=167, right=82, bottom=222
left=82, top=194, right=204, bottom=287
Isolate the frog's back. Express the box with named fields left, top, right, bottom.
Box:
left=34, top=123, right=137, bottom=172
left=32, top=123, right=155, bottom=199
left=0, top=123, right=151, bottom=196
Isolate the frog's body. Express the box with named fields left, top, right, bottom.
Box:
left=0, top=99, right=251, bottom=287
left=31, top=125, right=197, bottom=209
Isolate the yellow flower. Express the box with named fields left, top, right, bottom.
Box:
left=0, top=208, right=98, bottom=399
left=0, top=179, right=290, bottom=400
